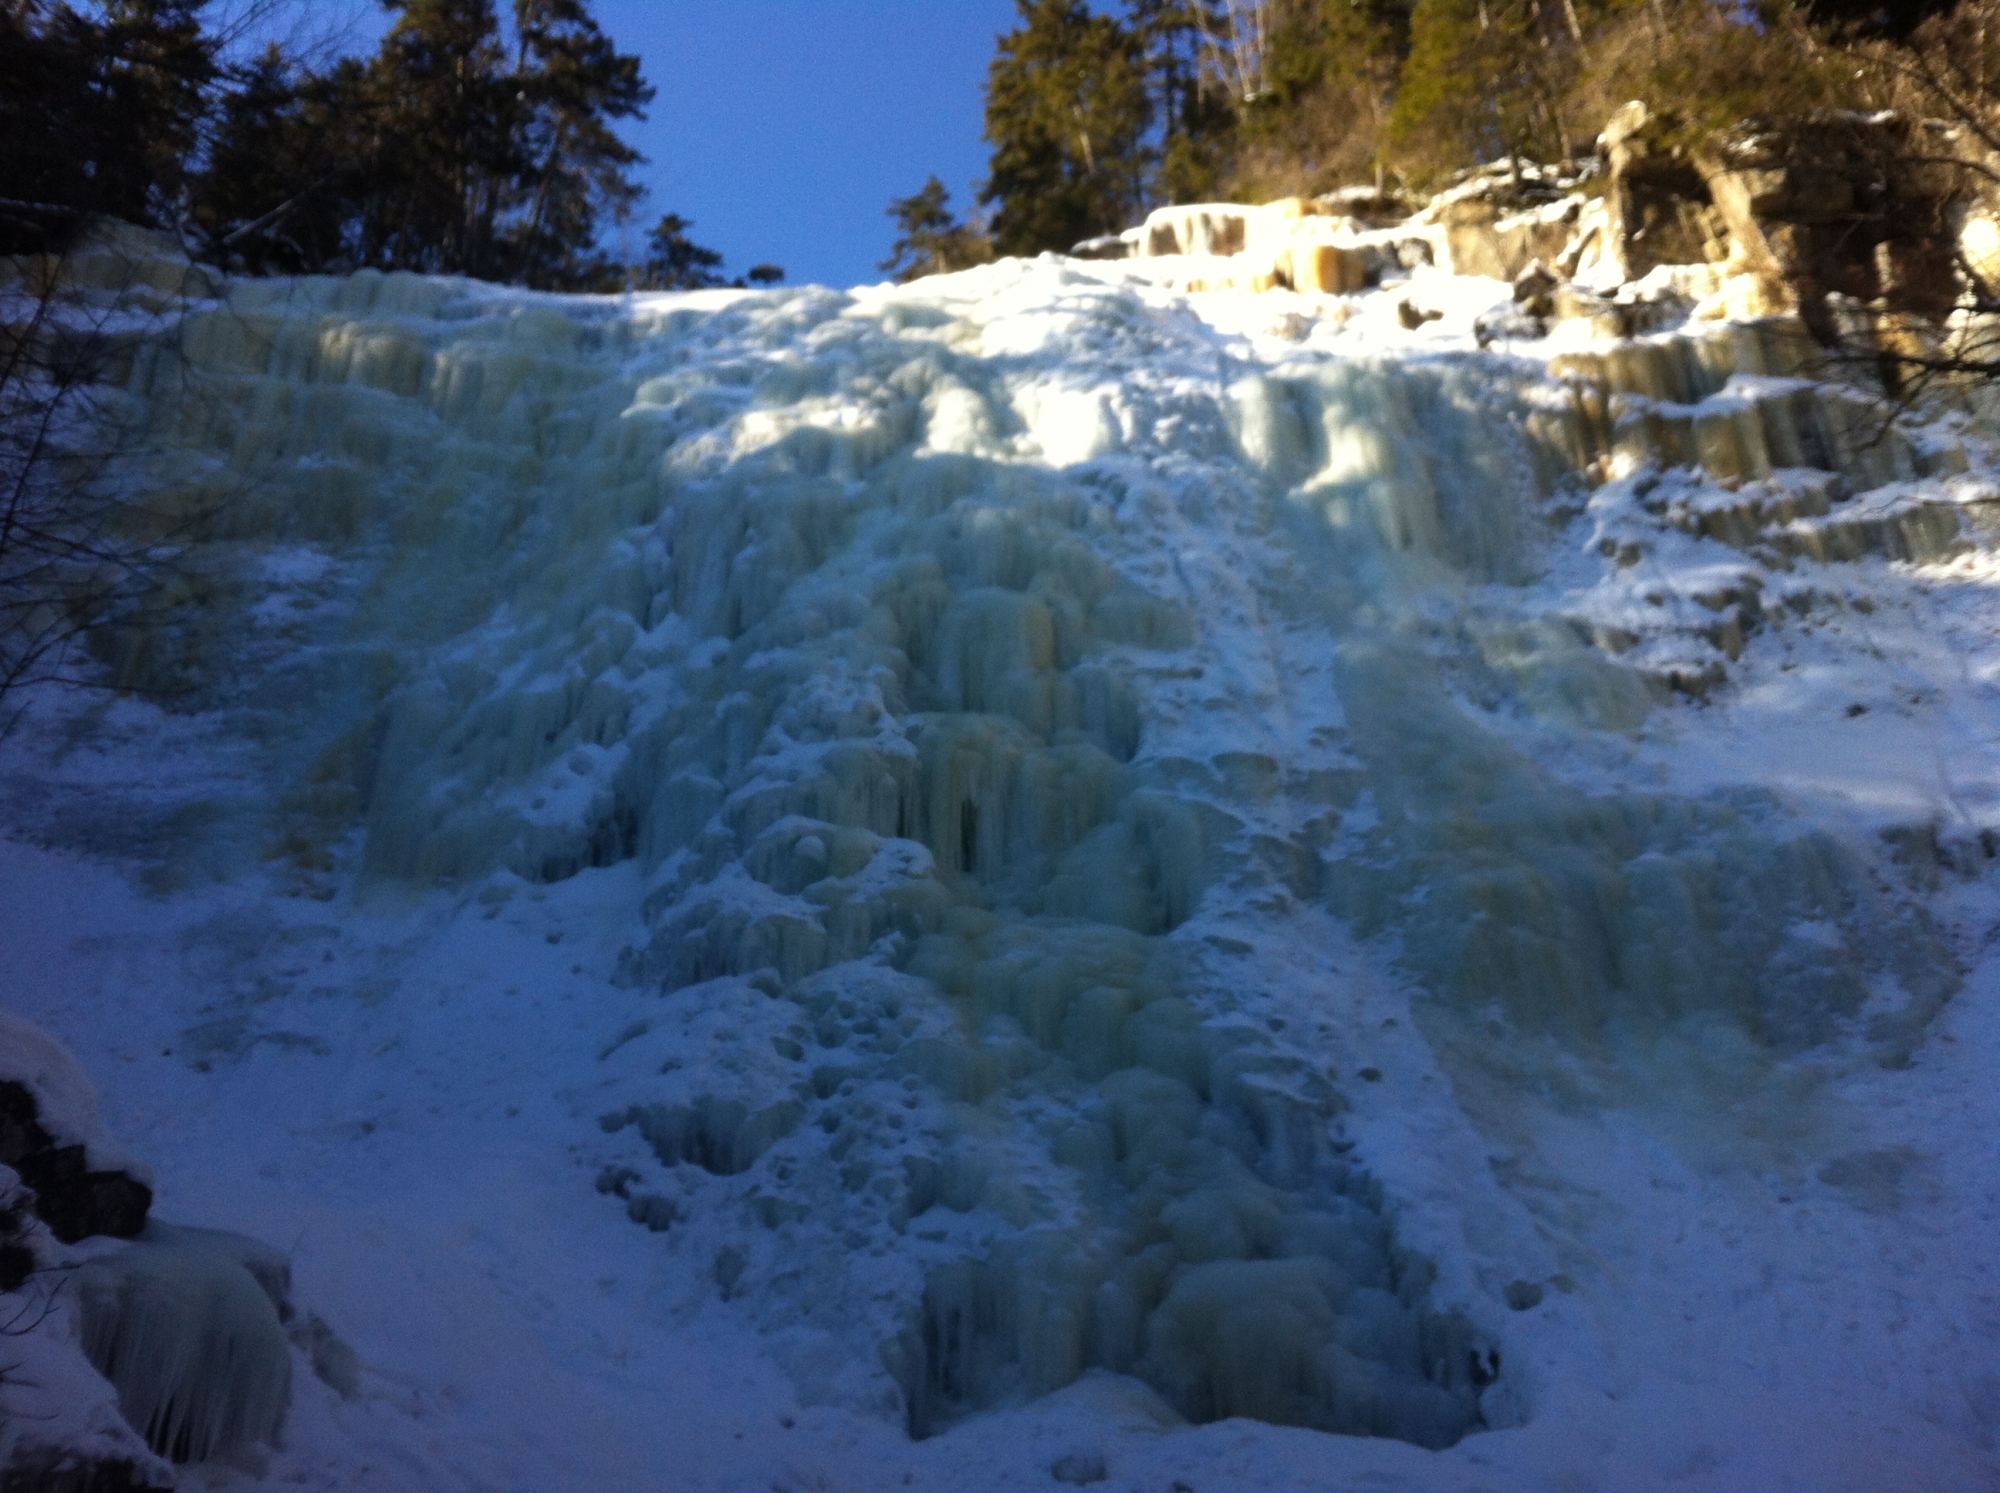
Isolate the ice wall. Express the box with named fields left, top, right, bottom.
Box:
left=98, top=253, right=1963, bottom=1444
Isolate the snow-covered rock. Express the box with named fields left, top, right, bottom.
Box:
left=0, top=1010, right=155, bottom=1243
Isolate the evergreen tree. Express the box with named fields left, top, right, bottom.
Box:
left=94, top=0, right=218, bottom=224
left=359, top=0, right=519, bottom=276
left=0, top=0, right=220, bottom=250
left=504, top=0, right=653, bottom=288
left=349, top=0, right=652, bottom=285
left=981, top=0, right=1153, bottom=256
left=1801, top=0, right=1953, bottom=40
left=1230, top=0, right=1412, bottom=197
left=1390, top=0, right=1594, bottom=177
left=190, top=45, right=359, bottom=274
left=636, top=213, right=725, bottom=289
left=186, top=0, right=654, bottom=288
left=879, top=176, right=992, bottom=281
left=1130, top=0, right=1235, bottom=203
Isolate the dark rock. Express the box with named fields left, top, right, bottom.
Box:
left=1069, top=235, right=1130, bottom=261
left=1051, top=1451, right=1108, bottom=1485
left=1397, top=299, right=1442, bottom=331
left=1474, top=306, right=1547, bottom=347
left=0, top=1239, right=35, bottom=1291
left=1513, top=259, right=1559, bottom=305
left=603, top=1096, right=803, bottom=1177
left=1315, top=185, right=1412, bottom=225
left=0, top=1080, right=152, bottom=1245
left=293, top=1311, right=363, bottom=1399
left=627, top=1193, right=679, bottom=1231
left=1549, top=285, right=1631, bottom=336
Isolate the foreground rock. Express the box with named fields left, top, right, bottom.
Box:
left=0, top=1012, right=154, bottom=1244
left=0, top=1011, right=354, bottom=1485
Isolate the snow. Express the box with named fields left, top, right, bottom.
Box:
left=0, top=241, right=1997, bottom=1491
left=0, top=1009, right=153, bottom=1184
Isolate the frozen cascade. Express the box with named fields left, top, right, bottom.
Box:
left=90, top=255, right=1965, bottom=1450
left=76, top=1223, right=295, bottom=1464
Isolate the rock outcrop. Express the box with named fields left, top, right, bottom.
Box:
left=1102, top=105, right=1972, bottom=357
left=1596, top=102, right=1725, bottom=281
left=1590, top=103, right=1965, bottom=341
left=1699, top=110, right=1959, bottom=341
left=1122, top=198, right=1430, bottom=295
left=0, top=1011, right=153, bottom=1244
left=1423, top=159, right=1595, bottom=281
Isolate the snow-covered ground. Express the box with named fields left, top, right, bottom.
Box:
left=2, top=247, right=1997, bottom=1491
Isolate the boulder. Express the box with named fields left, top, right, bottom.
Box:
left=0, top=1012, right=153, bottom=1244
left=1070, top=235, right=1129, bottom=261
left=1141, top=204, right=1253, bottom=258
left=1287, top=243, right=1371, bottom=295
left=0, top=1015, right=352, bottom=1477
left=1511, top=259, right=1560, bottom=318
left=0, top=1444, right=172, bottom=1492
left=1316, top=186, right=1412, bottom=224
left=1474, top=305, right=1547, bottom=348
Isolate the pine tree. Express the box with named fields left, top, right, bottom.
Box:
left=1801, top=0, right=1952, bottom=40
left=191, top=45, right=351, bottom=274
left=504, top=0, right=653, bottom=289
left=0, top=0, right=220, bottom=250
left=187, top=0, right=654, bottom=288
left=361, top=0, right=519, bottom=276
left=1130, top=0, right=1236, bottom=203
left=1390, top=0, right=1550, bottom=176
left=636, top=214, right=726, bottom=289
left=879, top=176, right=992, bottom=281
left=94, top=0, right=218, bottom=225
left=1228, top=0, right=1412, bottom=197
left=981, top=0, right=1154, bottom=256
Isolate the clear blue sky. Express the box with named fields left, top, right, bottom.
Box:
left=601, top=1, right=1024, bottom=289
left=268, top=0, right=1025, bottom=289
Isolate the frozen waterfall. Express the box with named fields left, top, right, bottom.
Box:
left=33, top=237, right=1990, bottom=1484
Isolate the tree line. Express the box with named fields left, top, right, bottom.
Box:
left=0, top=0, right=779, bottom=291
left=885, top=0, right=1965, bottom=278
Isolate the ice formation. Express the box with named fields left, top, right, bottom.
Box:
left=75, top=1222, right=294, bottom=1464
left=32, top=219, right=1991, bottom=1473
left=0, top=1005, right=302, bottom=1476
